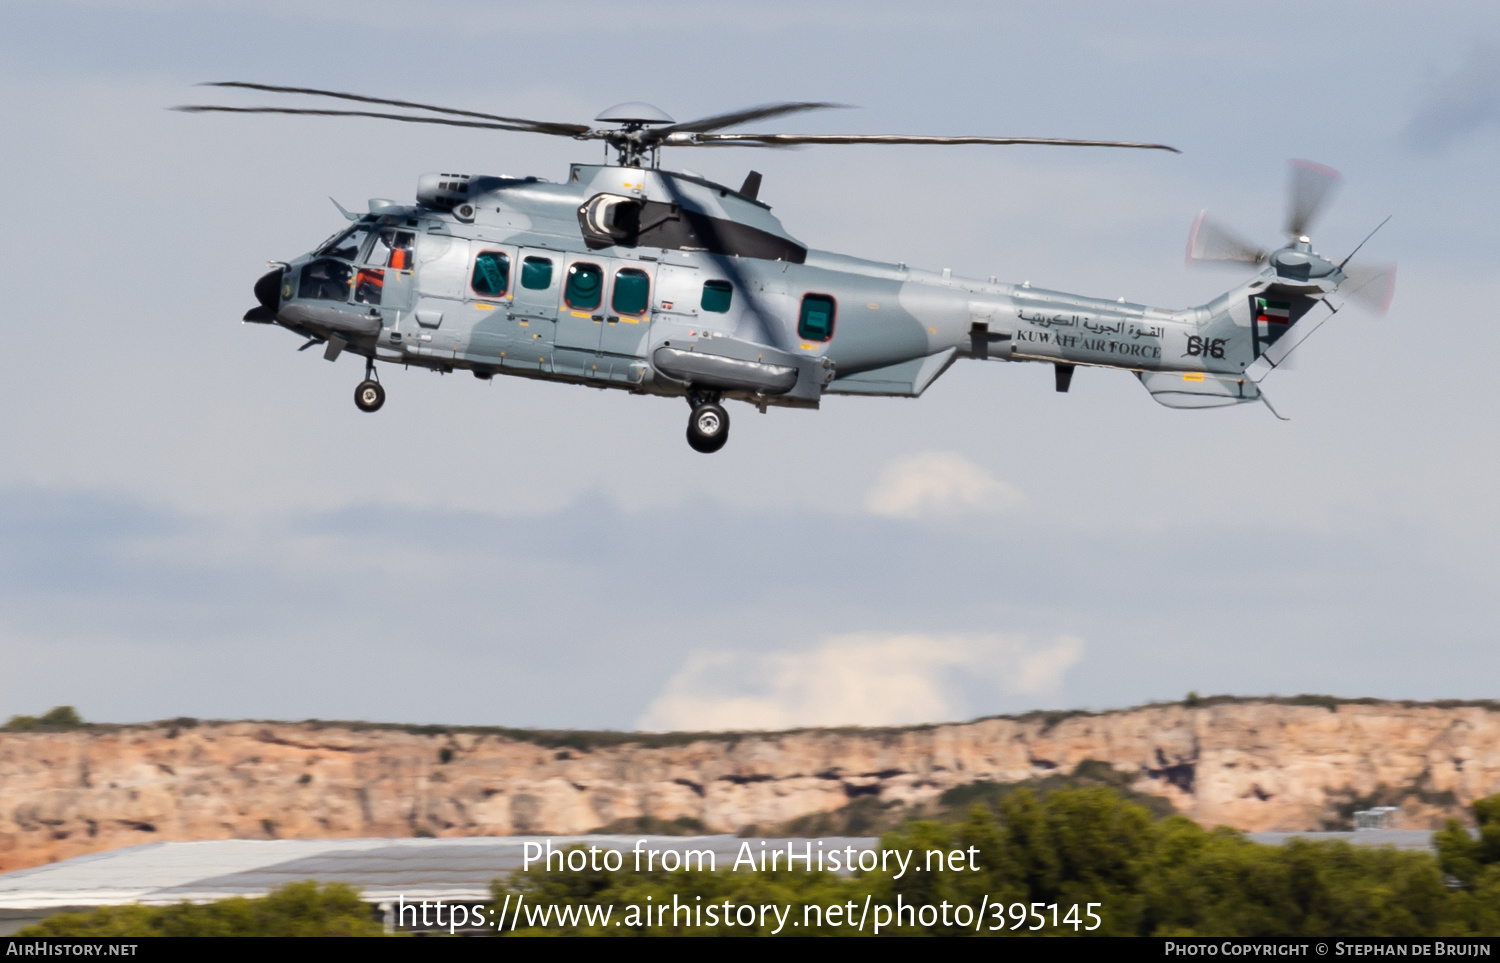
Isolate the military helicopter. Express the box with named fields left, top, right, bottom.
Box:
left=180, top=83, right=1394, bottom=451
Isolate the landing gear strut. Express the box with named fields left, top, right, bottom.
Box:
left=354, top=357, right=385, bottom=413
left=686, top=390, right=729, bottom=453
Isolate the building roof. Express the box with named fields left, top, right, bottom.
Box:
left=1246, top=829, right=1439, bottom=851
left=0, top=835, right=878, bottom=912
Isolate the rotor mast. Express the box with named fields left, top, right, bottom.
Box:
left=589, top=102, right=674, bottom=168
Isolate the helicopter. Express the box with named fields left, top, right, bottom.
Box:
left=180, top=83, right=1395, bottom=452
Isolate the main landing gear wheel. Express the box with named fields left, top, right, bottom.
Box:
left=354, top=380, right=385, bottom=413
left=686, top=403, right=729, bottom=453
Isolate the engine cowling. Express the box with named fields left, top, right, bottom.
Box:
left=416, top=173, right=472, bottom=211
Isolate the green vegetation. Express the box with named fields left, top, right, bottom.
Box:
left=492, top=788, right=1500, bottom=936
left=4, top=705, right=86, bottom=731
left=1435, top=795, right=1500, bottom=934
left=15, top=881, right=384, bottom=937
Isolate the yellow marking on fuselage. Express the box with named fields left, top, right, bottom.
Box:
left=474, top=303, right=496, bottom=311
left=1183, top=372, right=1205, bottom=382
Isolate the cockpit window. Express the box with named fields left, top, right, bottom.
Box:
left=471, top=251, right=511, bottom=297
left=298, top=258, right=351, bottom=301
left=369, top=230, right=415, bottom=270
left=521, top=256, right=553, bottom=290
left=565, top=262, right=603, bottom=310
left=798, top=294, right=836, bottom=342
left=701, top=280, right=733, bottom=313
left=319, top=226, right=372, bottom=261
left=612, top=269, right=649, bottom=316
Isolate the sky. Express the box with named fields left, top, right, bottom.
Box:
left=1, top=0, right=1498, bottom=731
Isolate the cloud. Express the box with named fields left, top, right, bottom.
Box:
left=863, top=452, right=1024, bottom=519
left=636, top=632, right=1084, bottom=731
left=1407, top=44, right=1500, bottom=150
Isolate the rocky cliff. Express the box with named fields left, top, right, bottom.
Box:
left=3, top=698, right=1499, bottom=873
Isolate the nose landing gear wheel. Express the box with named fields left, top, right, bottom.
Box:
left=686, top=402, right=729, bottom=453
left=354, top=380, right=385, bottom=412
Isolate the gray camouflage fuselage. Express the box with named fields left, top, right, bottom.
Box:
left=254, top=163, right=1347, bottom=413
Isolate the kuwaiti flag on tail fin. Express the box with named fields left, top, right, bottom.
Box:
left=1254, top=297, right=1291, bottom=342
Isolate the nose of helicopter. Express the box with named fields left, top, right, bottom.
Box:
left=254, top=267, right=283, bottom=310
left=245, top=267, right=284, bottom=323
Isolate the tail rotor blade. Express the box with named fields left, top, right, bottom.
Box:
left=1286, top=159, right=1342, bottom=238
left=1339, top=262, right=1397, bottom=316
left=1186, top=210, right=1269, bottom=266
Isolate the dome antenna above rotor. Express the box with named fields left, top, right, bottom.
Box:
left=594, top=103, right=675, bottom=126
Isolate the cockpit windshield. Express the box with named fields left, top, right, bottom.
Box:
left=318, top=226, right=373, bottom=261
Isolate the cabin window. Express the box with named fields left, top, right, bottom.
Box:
left=521, top=256, right=553, bottom=290
left=471, top=251, right=511, bottom=297
left=369, top=230, right=415, bottom=270
left=701, top=280, right=733, bottom=313
left=798, top=294, right=836, bottom=342
left=298, top=258, right=351, bottom=301
left=565, top=262, right=603, bottom=310
left=612, top=269, right=650, bottom=316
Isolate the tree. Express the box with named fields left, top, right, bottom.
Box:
left=5, top=705, right=85, bottom=731
left=1437, top=793, right=1500, bottom=935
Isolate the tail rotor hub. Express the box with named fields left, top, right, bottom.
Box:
left=1185, top=159, right=1395, bottom=314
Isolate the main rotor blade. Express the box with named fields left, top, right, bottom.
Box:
left=202, top=81, right=590, bottom=136
left=1338, top=261, right=1397, bottom=316
left=1286, top=159, right=1341, bottom=238
left=173, top=105, right=581, bottom=135
left=660, top=102, right=847, bottom=135
left=1185, top=211, right=1269, bottom=265
left=667, top=132, right=1180, bottom=152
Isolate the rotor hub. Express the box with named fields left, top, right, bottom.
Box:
left=1270, top=247, right=1336, bottom=281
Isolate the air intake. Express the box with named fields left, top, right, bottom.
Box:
left=416, top=173, right=471, bottom=211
